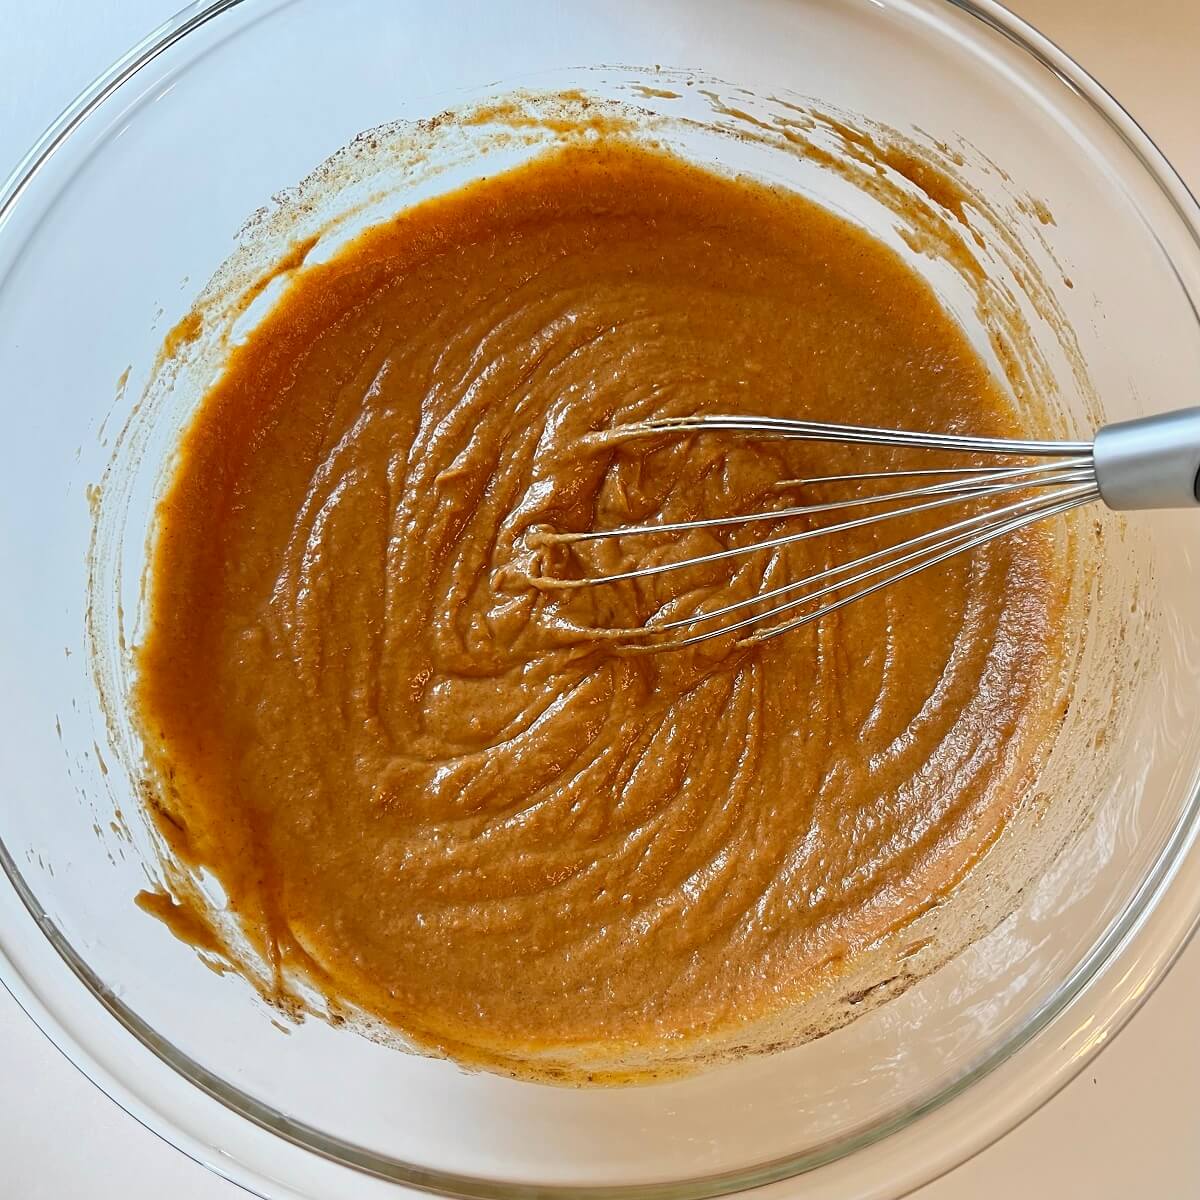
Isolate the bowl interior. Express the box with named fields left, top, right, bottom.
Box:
left=1, top=2, right=1200, bottom=1198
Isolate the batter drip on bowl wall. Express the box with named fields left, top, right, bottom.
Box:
left=133, top=139, right=1074, bottom=1083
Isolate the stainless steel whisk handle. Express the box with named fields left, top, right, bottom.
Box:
left=1093, top=406, right=1200, bottom=510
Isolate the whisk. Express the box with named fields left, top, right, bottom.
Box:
left=531, top=407, right=1200, bottom=650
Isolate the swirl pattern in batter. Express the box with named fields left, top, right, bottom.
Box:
left=135, top=142, right=1068, bottom=1081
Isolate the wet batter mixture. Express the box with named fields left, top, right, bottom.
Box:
left=135, top=142, right=1067, bottom=1081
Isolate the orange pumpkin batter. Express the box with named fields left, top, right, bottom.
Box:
left=134, top=142, right=1067, bottom=1081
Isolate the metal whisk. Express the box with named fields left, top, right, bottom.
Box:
left=531, top=407, right=1200, bottom=650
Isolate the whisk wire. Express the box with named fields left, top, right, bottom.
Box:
left=648, top=483, right=1095, bottom=636
left=534, top=465, right=1095, bottom=589
left=609, top=414, right=1095, bottom=457
left=546, top=457, right=1093, bottom=551
left=778, top=462, right=1086, bottom=487
left=631, top=483, right=1097, bottom=651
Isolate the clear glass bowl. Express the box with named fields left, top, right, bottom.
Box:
left=2, top=2, right=1200, bottom=1198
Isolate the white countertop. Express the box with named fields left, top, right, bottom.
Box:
left=2, top=2, right=1197, bottom=1196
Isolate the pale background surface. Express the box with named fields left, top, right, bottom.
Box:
left=1, top=1, right=1197, bottom=1196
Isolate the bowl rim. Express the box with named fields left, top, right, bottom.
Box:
left=1, top=1, right=1199, bottom=1198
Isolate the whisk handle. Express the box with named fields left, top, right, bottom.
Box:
left=1093, top=406, right=1200, bottom=510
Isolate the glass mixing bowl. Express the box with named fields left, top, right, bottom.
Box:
left=1, top=2, right=1199, bottom=1198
